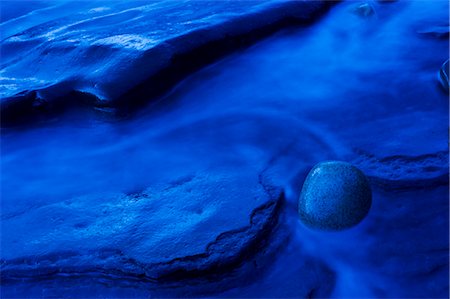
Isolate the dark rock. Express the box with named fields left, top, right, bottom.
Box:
left=298, top=161, right=372, bottom=231
left=418, top=26, right=450, bottom=39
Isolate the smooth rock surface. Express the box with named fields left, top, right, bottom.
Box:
left=298, top=161, right=372, bottom=231
left=0, top=0, right=332, bottom=126
left=1, top=0, right=449, bottom=298
left=1, top=108, right=337, bottom=297
left=2, top=172, right=279, bottom=274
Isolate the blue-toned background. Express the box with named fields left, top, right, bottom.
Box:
left=1, top=0, right=449, bottom=298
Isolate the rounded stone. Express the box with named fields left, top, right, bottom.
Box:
left=298, top=161, right=372, bottom=231
left=352, top=3, right=375, bottom=18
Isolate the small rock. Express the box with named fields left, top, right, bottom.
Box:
left=353, top=3, right=375, bottom=18
left=298, top=161, right=372, bottom=231
left=439, top=59, right=449, bottom=93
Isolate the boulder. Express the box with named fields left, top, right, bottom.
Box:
left=298, top=161, right=372, bottom=231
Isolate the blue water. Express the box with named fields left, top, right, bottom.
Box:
left=1, top=0, right=449, bottom=298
